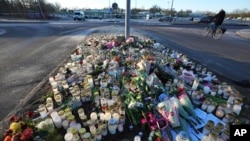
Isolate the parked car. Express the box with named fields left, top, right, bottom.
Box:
left=193, top=16, right=213, bottom=23
left=159, top=16, right=172, bottom=22
left=200, top=16, right=213, bottom=23
left=193, top=17, right=201, bottom=23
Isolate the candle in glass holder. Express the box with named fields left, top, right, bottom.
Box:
left=100, top=98, right=108, bottom=112
left=78, top=108, right=85, bottom=116
left=191, top=79, right=199, bottom=90
left=89, top=125, right=97, bottom=136
left=98, top=112, right=105, bottom=121
left=95, top=129, right=102, bottom=141
left=112, top=112, right=120, bottom=122
left=206, top=103, right=216, bottom=113
left=101, top=124, right=108, bottom=136
left=54, top=94, right=62, bottom=105
left=78, top=128, right=86, bottom=139
left=201, top=67, right=207, bottom=74
left=107, top=98, right=114, bottom=107
left=82, top=132, right=91, bottom=140
left=134, top=135, right=141, bottom=141
left=201, top=100, right=210, bottom=111
left=79, top=114, right=88, bottom=127
left=46, top=103, right=53, bottom=112
left=62, top=120, right=69, bottom=130
left=119, top=114, right=126, bottom=125
left=53, top=115, right=62, bottom=128
left=105, top=112, right=112, bottom=121
left=217, top=85, right=224, bottom=96
left=90, top=112, right=98, bottom=121
left=117, top=122, right=124, bottom=132
left=119, top=106, right=126, bottom=115
left=202, top=122, right=214, bottom=135
left=64, top=132, right=74, bottom=141
left=38, top=104, right=47, bottom=117
left=108, top=118, right=118, bottom=134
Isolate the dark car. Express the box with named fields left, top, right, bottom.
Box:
left=159, top=16, right=173, bottom=22
left=200, top=16, right=213, bottom=23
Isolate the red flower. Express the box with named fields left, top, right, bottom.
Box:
left=113, top=56, right=120, bottom=62
left=20, top=128, right=33, bottom=140
left=26, top=111, right=34, bottom=119
left=169, top=111, right=174, bottom=116
left=9, top=116, right=16, bottom=122
left=154, top=137, right=162, bottom=141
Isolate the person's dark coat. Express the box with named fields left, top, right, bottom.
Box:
left=212, top=9, right=226, bottom=26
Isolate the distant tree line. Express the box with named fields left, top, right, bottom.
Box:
left=0, top=0, right=250, bottom=19
left=0, top=0, right=59, bottom=19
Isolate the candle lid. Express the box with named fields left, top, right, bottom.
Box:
left=79, top=128, right=86, bottom=134
left=83, top=132, right=91, bottom=138
left=109, top=118, right=116, bottom=124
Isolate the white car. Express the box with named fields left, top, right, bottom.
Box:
left=73, top=10, right=85, bottom=21
left=193, top=17, right=201, bottom=23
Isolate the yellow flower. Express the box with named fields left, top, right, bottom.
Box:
left=9, top=122, right=21, bottom=133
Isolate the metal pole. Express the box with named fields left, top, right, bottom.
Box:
left=125, top=0, right=131, bottom=39
left=170, top=0, right=174, bottom=18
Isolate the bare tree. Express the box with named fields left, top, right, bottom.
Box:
left=149, top=5, right=161, bottom=17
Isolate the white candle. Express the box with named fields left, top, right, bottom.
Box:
left=90, top=112, right=98, bottom=121
left=64, top=133, right=73, bottom=141
left=89, top=125, right=96, bottom=135
left=53, top=116, right=62, bottom=128
left=112, top=113, right=120, bottom=122
left=46, top=103, right=53, bottom=112
left=99, top=113, right=105, bottom=121
left=54, top=94, right=62, bottom=105
left=105, top=112, right=111, bottom=121
left=134, top=135, right=141, bottom=141
left=191, top=79, right=199, bottom=90
left=78, top=108, right=85, bottom=116
left=62, top=120, right=69, bottom=130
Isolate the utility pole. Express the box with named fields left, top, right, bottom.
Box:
left=125, top=0, right=131, bottom=39
left=170, top=0, right=174, bottom=18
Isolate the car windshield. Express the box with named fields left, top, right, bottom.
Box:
left=74, top=12, right=80, bottom=15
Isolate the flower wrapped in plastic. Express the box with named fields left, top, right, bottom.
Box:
left=157, top=99, right=180, bottom=128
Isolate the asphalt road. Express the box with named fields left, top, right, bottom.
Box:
left=0, top=21, right=106, bottom=120
left=0, top=20, right=250, bottom=122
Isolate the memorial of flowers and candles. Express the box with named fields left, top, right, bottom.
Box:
left=2, top=32, right=246, bottom=141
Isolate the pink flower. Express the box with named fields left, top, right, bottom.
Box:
left=105, top=42, right=113, bottom=49
left=126, top=37, right=135, bottom=43
left=150, top=125, right=157, bottom=130
left=141, top=118, right=147, bottom=124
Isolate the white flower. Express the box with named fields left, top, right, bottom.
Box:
left=128, top=100, right=136, bottom=109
